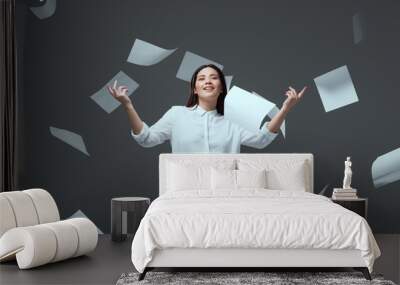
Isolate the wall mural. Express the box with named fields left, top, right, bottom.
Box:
left=16, top=0, right=400, bottom=233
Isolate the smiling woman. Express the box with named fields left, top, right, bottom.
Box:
left=107, top=64, right=306, bottom=153
left=186, top=64, right=227, bottom=115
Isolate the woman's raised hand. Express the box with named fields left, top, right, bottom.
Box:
left=282, top=86, right=307, bottom=112
left=107, top=80, right=131, bottom=106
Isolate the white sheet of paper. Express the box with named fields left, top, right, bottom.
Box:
left=30, top=0, right=57, bottom=20
left=353, top=13, right=366, bottom=44
left=225, top=75, right=234, bottom=91
left=372, top=148, right=400, bottom=189
left=225, top=86, right=275, bottom=133
left=49, top=127, right=89, bottom=156
left=127, top=39, right=177, bottom=66
left=318, top=184, right=331, bottom=196
left=90, top=71, right=139, bottom=114
left=68, top=210, right=104, bottom=234
left=314, top=65, right=359, bottom=112
left=176, top=51, right=224, bottom=82
left=252, top=91, right=285, bottom=137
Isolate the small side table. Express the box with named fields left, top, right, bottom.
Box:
left=111, top=197, right=150, bottom=242
left=331, top=198, right=368, bottom=219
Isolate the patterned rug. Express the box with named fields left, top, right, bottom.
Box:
left=116, top=271, right=396, bottom=285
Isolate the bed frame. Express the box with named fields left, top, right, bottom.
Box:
left=138, top=154, right=371, bottom=280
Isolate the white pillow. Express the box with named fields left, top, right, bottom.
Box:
left=167, top=160, right=235, bottom=191
left=237, top=159, right=308, bottom=191
left=236, top=169, right=267, bottom=188
left=211, top=168, right=236, bottom=190
left=211, top=168, right=267, bottom=190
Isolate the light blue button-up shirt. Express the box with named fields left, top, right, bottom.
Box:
left=131, top=105, right=278, bottom=153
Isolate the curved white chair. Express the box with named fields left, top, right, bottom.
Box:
left=0, top=189, right=98, bottom=269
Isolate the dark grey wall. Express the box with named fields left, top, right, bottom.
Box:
left=16, top=0, right=400, bottom=233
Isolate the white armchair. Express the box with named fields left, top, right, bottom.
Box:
left=0, top=188, right=98, bottom=269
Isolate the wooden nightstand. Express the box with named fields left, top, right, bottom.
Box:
left=331, top=198, right=368, bottom=219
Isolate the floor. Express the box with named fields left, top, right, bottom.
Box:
left=0, top=235, right=133, bottom=285
left=0, top=234, right=399, bottom=285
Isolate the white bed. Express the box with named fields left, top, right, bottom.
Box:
left=131, top=154, right=380, bottom=280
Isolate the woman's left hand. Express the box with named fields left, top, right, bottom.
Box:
left=282, top=86, right=307, bottom=112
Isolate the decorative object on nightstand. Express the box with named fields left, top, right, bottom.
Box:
left=342, top=156, right=353, bottom=189
left=332, top=157, right=358, bottom=199
left=331, top=198, right=368, bottom=219
left=111, top=197, right=150, bottom=242
left=332, top=187, right=358, bottom=199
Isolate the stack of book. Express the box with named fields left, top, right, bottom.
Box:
left=332, top=188, right=358, bottom=200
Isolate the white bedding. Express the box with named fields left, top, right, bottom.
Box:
left=131, top=190, right=380, bottom=273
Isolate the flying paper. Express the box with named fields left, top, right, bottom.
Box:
left=314, top=65, right=359, bottom=112
left=30, top=0, right=56, bottom=20
left=225, top=86, right=275, bottom=133
left=127, top=39, right=177, bottom=66
left=90, top=71, right=139, bottom=114
left=253, top=92, right=285, bottom=137
left=225, top=75, right=234, bottom=91
left=176, top=51, right=224, bottom=82
left=68, top=210, right=104, bottom=234
left=372, top=148, right=400, bottom=188
left=49, top=127, right=89, bottom=156
left=318, top=184, right=331, bottom=196
left=353, top=13, right=366, bottom=44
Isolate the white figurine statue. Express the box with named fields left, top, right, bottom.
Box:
left=342, top=156, right=353, bottom=189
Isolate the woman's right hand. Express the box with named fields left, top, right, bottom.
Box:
left=107, top=80, right=131, bottom=106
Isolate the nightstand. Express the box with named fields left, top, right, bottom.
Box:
left=331, top=198, right=368, bottom=219
left=111, top=197, right=150, bottom=242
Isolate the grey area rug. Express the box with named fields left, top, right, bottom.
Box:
left=116, top=272, right=396, bottom=285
